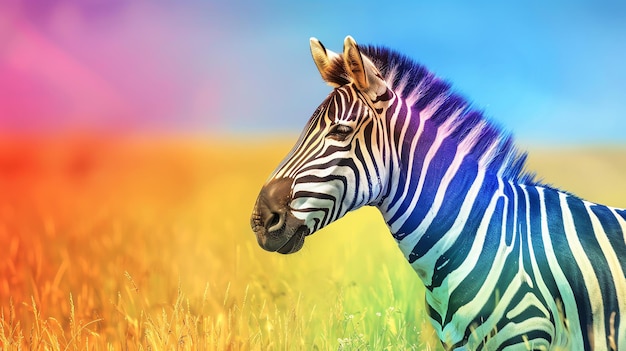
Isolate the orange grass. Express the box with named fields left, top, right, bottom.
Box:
left=0, top=136, right=436, bottom=350
left=0, top=136, right=624, bottom=350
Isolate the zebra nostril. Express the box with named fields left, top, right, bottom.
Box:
left=267, top=211, right=285, bottom=233
left=256, top=177, right=294, bottom=233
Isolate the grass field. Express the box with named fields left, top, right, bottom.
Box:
left=1, top=136, right=625, bottom=350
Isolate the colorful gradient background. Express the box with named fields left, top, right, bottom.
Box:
left=1, top=1, right=626, bottom=348
left=2, top=0, right=626, bottom=144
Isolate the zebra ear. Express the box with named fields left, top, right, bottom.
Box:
left=310, top=37, right=342, bottom=87
left=343, top=36, right=387, bottom=99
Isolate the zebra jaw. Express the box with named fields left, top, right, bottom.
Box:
left=251, top=177, right=311, bottom=254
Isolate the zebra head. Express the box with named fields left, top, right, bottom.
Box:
left=251, top=36, right=394, bottom=254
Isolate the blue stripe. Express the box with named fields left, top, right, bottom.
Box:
left=390, top=120, right=448, bottom=234
left=590, top=205, right=626, bottom=278
left=503, top=181, right=516, bottom=246
left=543, top=189, right=593, bottom=350
left=407, top=155, right=478, bottom=262
left=464, top=244, right=522, bottom=348
left=386, top=106, right=427, bottom=218
left=567, top=197, right=619, bottom=339
left=432, top=170, right=499, bottom=286
left=526, top=186, right=562, bottom=322
left=443, top=190, right=503, bottom=326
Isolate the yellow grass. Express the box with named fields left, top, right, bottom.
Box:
left=0, top=136, right=624, bottom=350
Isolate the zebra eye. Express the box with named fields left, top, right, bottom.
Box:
left=327, top=124, right=353, bottom=140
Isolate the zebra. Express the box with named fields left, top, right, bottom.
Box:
left=250, top=36, right=626, bottom=350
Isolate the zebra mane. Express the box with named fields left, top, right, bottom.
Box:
left=323, top=44, right=536, bottom=184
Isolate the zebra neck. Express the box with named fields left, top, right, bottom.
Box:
left=376, top=128, right=505, bottom=287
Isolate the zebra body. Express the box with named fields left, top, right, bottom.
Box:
left=250, top=36, right=626, bottom=350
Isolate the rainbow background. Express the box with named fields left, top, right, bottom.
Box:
left=1, top=1, right=626, bottom=349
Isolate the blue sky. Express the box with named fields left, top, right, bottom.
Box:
left=2, top=0, right=625, bottom=144
left=220, top=1, right=626, bottom=145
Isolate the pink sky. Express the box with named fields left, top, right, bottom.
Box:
left=0, top=0, right=220, bottom=134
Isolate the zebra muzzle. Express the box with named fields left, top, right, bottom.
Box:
left=251, top=177, right=309, bottom=254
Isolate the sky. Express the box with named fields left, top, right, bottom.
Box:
left=1, top=0, right=625, bottom=144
